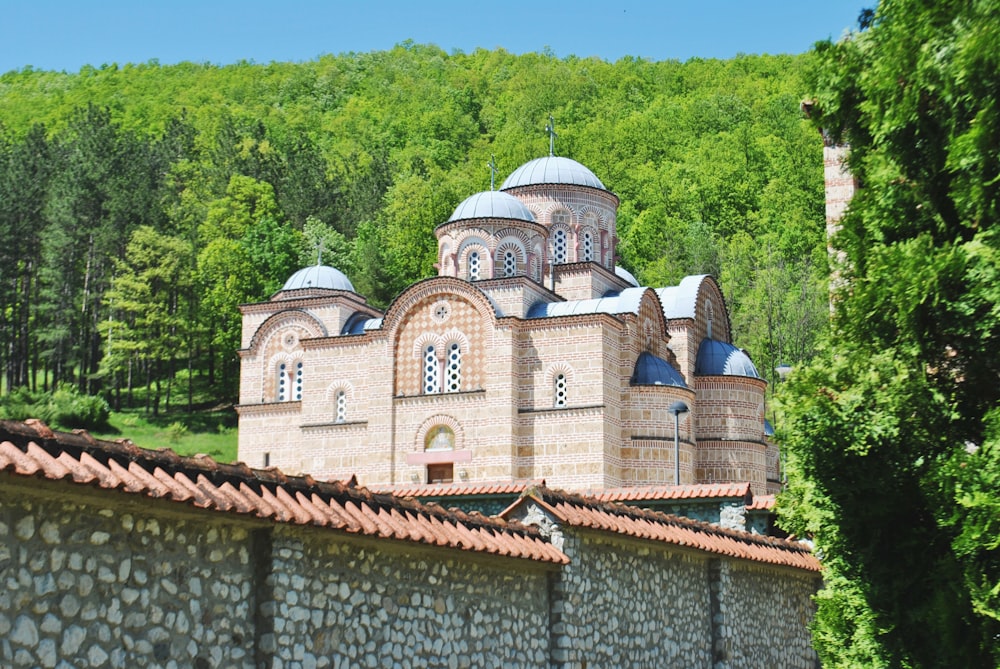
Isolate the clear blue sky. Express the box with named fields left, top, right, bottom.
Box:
left=1, top=1, right=870, bottom=74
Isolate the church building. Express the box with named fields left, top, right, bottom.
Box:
left=236, top=149, right=779, bottom=495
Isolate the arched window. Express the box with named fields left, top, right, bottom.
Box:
left=582, top=230, right=594, bottom=261
left=423, top=345, right=440, bottom=394
left=468, top=250, right=481, bottom=281
left=335, top=390, right=347, bottom=423
left=503, top=248, right=517, bottom=277
left=276, top=361, right=303, bottom=402
left=553, top=228, right=567, bottom=265
left=446, top=342, right=462, bottom=392
left=277, top=362, right=288, bottom=401
left=554, top=373, right=568, bottom=407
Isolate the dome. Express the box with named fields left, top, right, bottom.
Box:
left=630, top=352, right=688, bottom=388
left=447, top=191, right=536, bottom=223
left=764, top=419, right=775, bottom=437
left=615, top=266, right=640, bottom=288
left=695, top=339, right=761, bottom=379
left=500, top=156, right=606, bottom=191
left=282, top=265, right=355, bottom=292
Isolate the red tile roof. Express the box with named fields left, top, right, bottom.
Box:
left=584, top=482, right=753, bottom=503
left=746, top=494, right=776, bottom=511
left=504, top=486, right=819, bottom=572
left=0, top=420, right=567, bottom=565
left=378, top=480, right=543, bottom=498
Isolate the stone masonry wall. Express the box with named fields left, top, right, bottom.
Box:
left=0, top=486, right=259, bottom=668
left=549, top=531, right=714, bottom=667
left=1, top=477, right=818, bottom=668
left=267, top=527, right=552, bottom=668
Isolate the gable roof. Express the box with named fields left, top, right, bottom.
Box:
left=0, top=420, right=566, bottom=565
left=502, top=486, right=819, bottom=572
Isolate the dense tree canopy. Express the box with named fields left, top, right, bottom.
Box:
left=0, top=46, right=827, bottom=406
left=778, top=1, right=1000, bottom=666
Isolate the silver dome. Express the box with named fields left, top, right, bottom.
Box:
left=447, top=191, right=536, bottom=223
left=282, top=265, right=355, bottom=292
left=500, top=156, right=606, bottom=191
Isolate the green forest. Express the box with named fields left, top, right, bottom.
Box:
left=0, top=45, right=828, bottom=416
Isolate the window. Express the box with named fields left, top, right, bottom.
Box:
left=554, top=373, right=568, bottom=407
left=277, top=362, right=302, bottom=401
left=423, top=345, right=440, bottom=394
left=468, top=250, right=481, bottom=281
left=582, top=230, right=593, bottom=261
left=335, top=390, right=346, bottom=423
left=277, top=363, right=288, bottom=401
left=553, top=228, right=567, bottom=265
left=503, top=249, right=517, bottom=277
left=446, top=342, right=462, bottom=392
left=427, top=463, right=454, bottom=484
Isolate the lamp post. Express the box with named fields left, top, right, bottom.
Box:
left=670, top=401, right=690, bottom=485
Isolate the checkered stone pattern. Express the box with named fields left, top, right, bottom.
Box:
left=394, top=296, right=487, bottom=396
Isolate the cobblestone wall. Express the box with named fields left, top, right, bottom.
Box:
left=266, top=527, right=552, bottom=668
left=549, top=531, right=714, bottom=667
left=0, top=491, right=258, bottom=668
left=1, top=481, right=817, bottom=668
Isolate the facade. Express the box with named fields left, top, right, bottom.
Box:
left=237, top=154, right=779, bottom=495
left=0, top=419, right=819, bottom=668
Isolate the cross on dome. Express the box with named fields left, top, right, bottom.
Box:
left=545, top=115, right=557, bottom=156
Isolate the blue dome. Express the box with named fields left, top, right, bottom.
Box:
left=500, top=156, right=606, bottom=191
left=630, top=352, right=688, bottom=388
left=764, top=419, right=775, bottom=437
left=448, top=191, right=536, bottom=223
left=695, top=339, right=761, bottom=379
left=282, top=265, right=355, bottom=292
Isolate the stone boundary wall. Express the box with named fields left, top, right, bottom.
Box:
left=1, top=476, right=818, bottom=668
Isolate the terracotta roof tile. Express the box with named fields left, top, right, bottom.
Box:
left=504, top=487, right=819, bottom=573
left=586, top=482, right=753, bottom=503
left=0, top=419, right=564, bottom=565
left=377, top=479, right=543, bottom=498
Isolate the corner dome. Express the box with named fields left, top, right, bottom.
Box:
left=615, top=265, right=640, bottom=288
left=500, top=156, right=606, bottom=191
left=631, top=352, right=688, bottom=388
left=695, top=339, right=760, bottom=379
left=282, top=265, right=355, bottom=292
left=447, top=191, right=536, bottom=223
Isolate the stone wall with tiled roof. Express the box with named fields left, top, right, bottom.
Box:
left=0, top=419, right=818, bottom=666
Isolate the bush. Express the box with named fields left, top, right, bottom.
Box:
left=0, top=386, right=111, bottom=432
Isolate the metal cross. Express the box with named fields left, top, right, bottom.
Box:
left=487, top=154, right=498, bottom=191
left=545, top=115, right=557, bottom=156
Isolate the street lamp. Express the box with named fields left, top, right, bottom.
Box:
left=670, top=401, right=690, bottom=485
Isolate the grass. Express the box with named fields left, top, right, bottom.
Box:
left=91, top=408, right=239, bottom=463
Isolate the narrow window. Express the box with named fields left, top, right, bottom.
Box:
left=277, top=362, right=288, bottom=401
left=446, top=342, right=462, bottom=392
left=553, top=229, right=567, bottom=265
left=582, top=230, right=593, bottom=261
left=554, top=373, right=568, bottom=407
left=468, top=250, right=481, bottom=281
left=503, top=249, right=517, bottom=277
left=423, top=345, right=440, bottom=394
left=294, top=361, right=303, bottom=401
left=335, top=390, right=347, bottom=423
left=263, top=452, right=271, bottom=467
